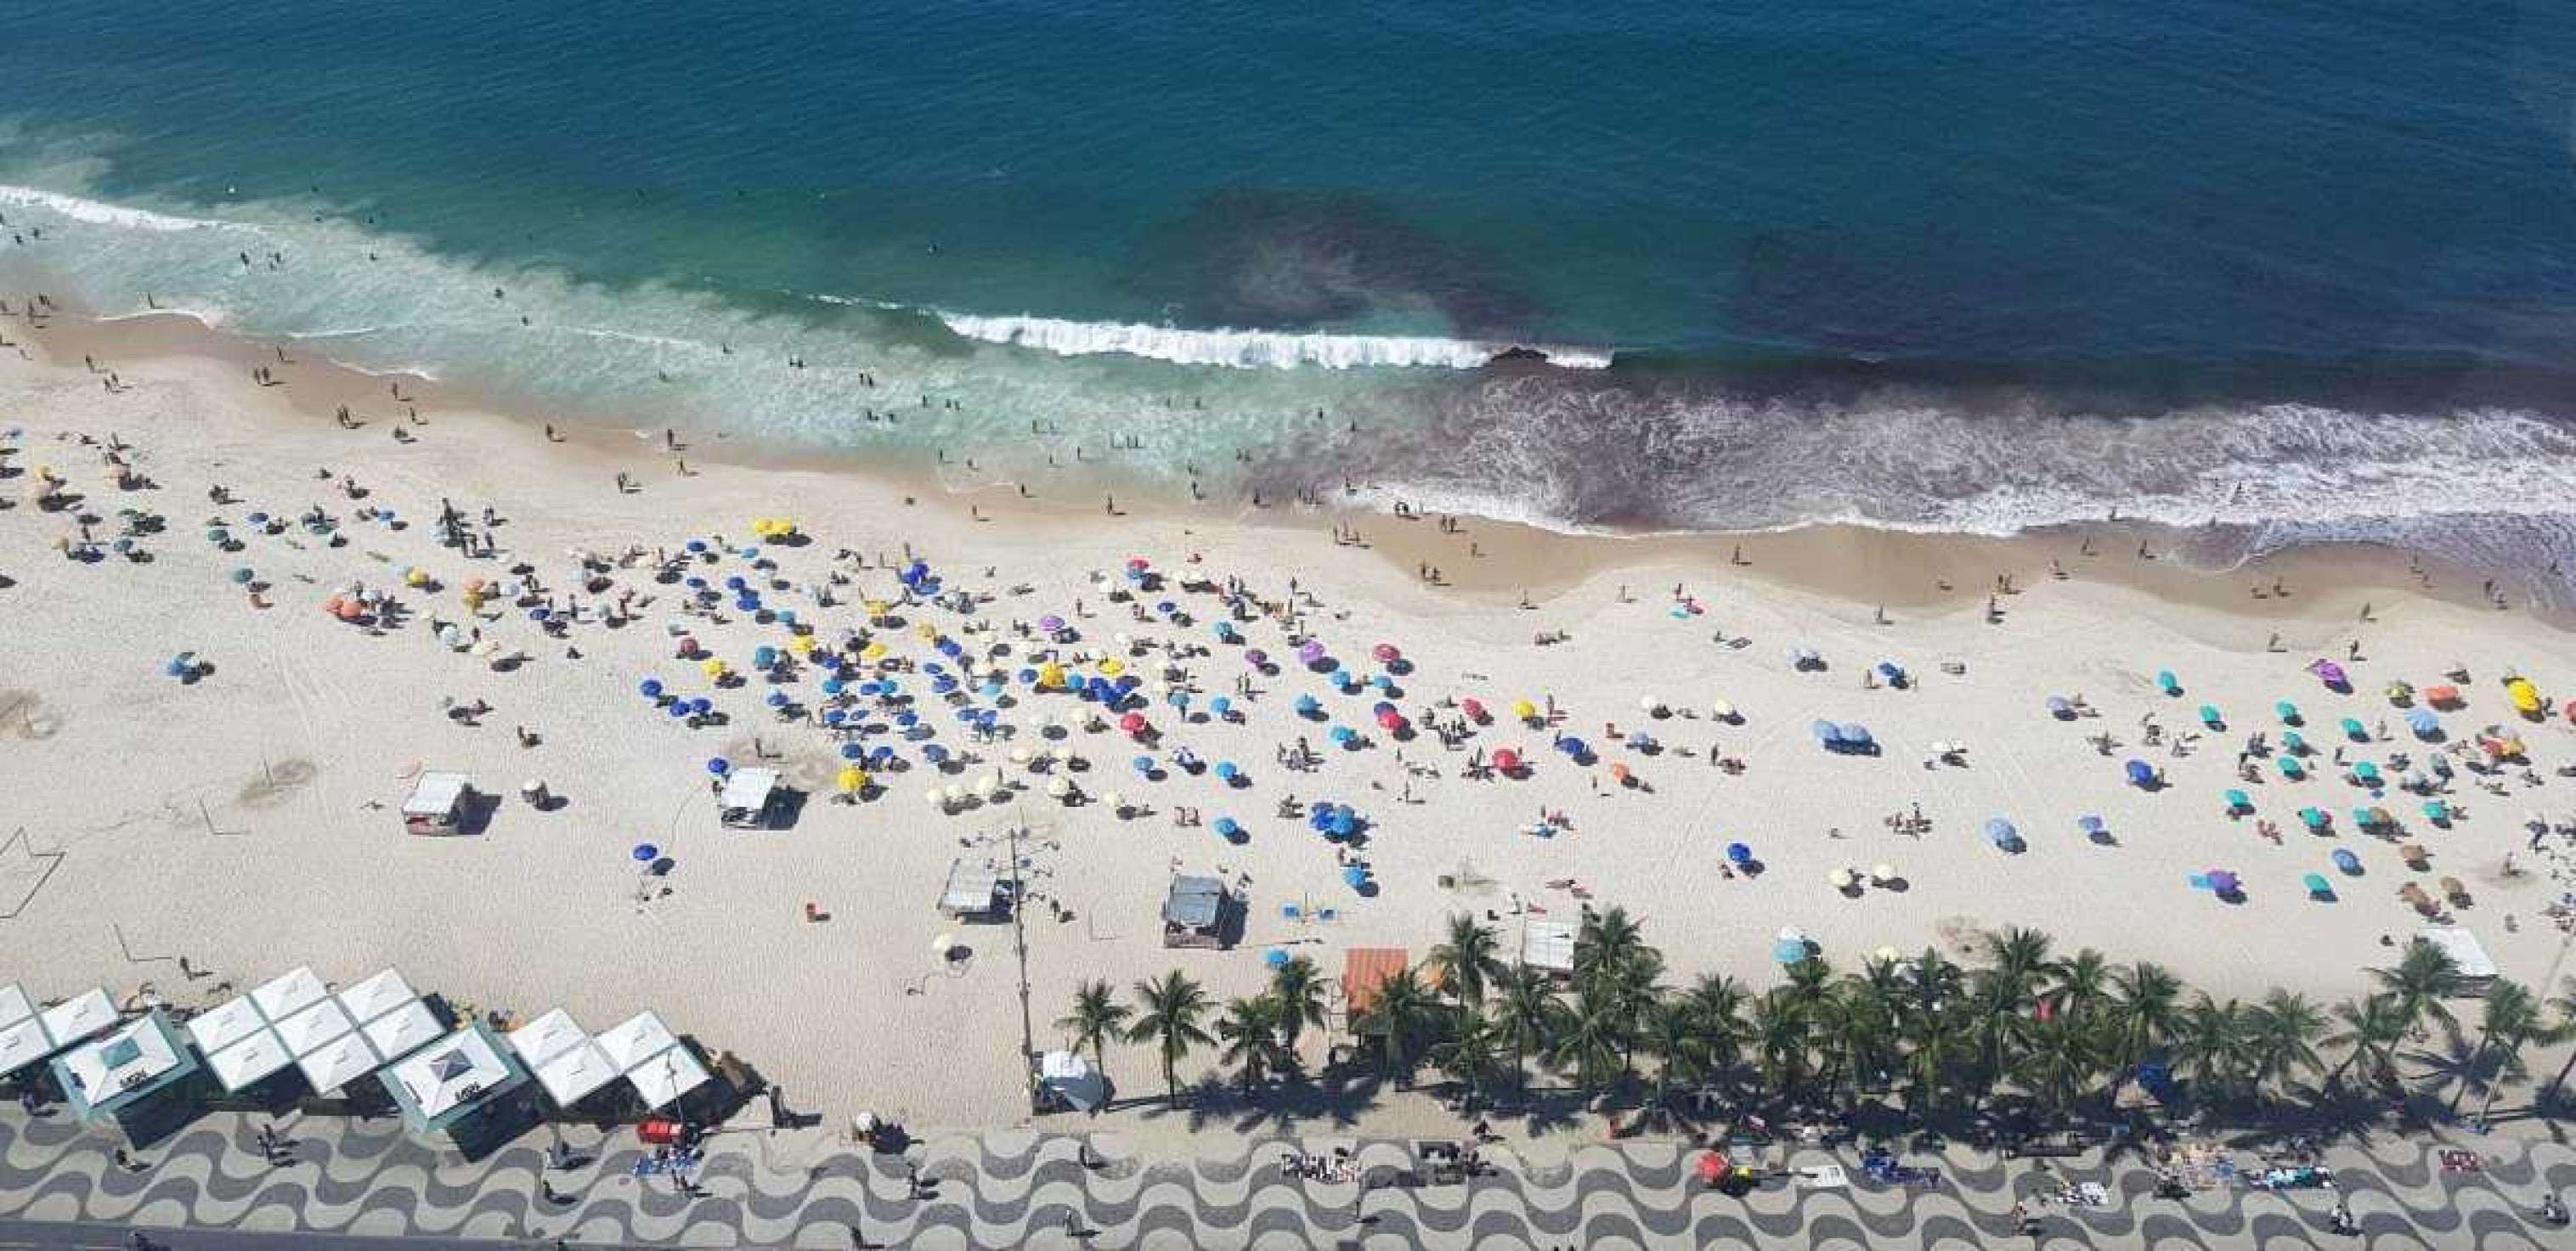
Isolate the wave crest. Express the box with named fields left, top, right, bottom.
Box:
left=934, top=311, right=1612, bottom=371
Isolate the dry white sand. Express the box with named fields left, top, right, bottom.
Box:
left=3, top=328, right=2574, bottom=1151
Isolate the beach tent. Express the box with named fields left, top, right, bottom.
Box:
left=717, top=767, right=783, bottom=828
left=1038, top=1049, right=1106, bottom=1113
left=401, top=772, right=474, bottom=835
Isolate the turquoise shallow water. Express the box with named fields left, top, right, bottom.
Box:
left=4, top=0, right=2576, bottom=579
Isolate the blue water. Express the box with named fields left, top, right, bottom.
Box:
left=6, top=0, right=2576, bottom=569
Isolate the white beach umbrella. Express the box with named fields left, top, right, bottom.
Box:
left=1827, top=868, right=1853, bottom=888
left=1008, top=746, right=1032, bottom=764
left=1102, top=790, right=1126, bottom=814
left=1640, top=695, right=1664, bottom=713
left=1046, top=776, right=1071, bottom=798
left=1711, top=700, right=1735, bottom=720
left=1873, top=863, right=1896, bottom=883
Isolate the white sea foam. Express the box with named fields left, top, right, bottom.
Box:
left=0, top=183, right=250, bottom=234
left=935, top=311, right=1613, bottom=372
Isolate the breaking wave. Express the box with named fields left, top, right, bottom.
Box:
left=933, top=311, right=1613, bottom=371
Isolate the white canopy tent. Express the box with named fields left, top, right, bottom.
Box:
left=595, top=1011, right=680, bottom=1072
left=251, top=967, right=329, bottom=1023
left=206, top=1030, right=296, bottom=1092
left=363, top=1000, right=443, bottom=1062
left=506, top=1009, right=589, bottom=1070
left=336, top=969, right=418, bottom=1026
left=0, top=1018, right=51, bottom=1079
left=298, top=1030, right=385, bottom=1096
left=624, top=1045, right=710, bottom=1110
left=274, top=999, right=357, bottom=1057
left=534, top=1041, right=621, bottom=1106
left=39, top=989, right=117, bottom=1050
left=0, top=985, right=31, bottom=1029
left=184, top=996, right=270, bottom=1055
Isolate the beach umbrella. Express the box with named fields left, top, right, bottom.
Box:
left=2224, top=788, right=2251, bottom=813
left=2124, top=759, right=2154, bottom=787
left=1872, top=864, right=1895, bottom=883
left=1244, top=648, right=1269, bottom=669
left=1810, top=719, right=1838, bottom=744
left=1264, top=948, right=1289, bottom=968
left=2197, top=704, right=2223, bottom=727
left=1558, top=736, right=1588, bottom=756
left=1710, top=699, right=1735, bottom=721
left=2340, top=717, right=2368, bottom=741
left=706, top=757, right=732, bottom=776
left=1214, top=761, right=1240, bottom=783
left=1330, top=725, right=1357, bottom=746
left=1771, top=933, right=1809, bottom=964
left=1119, top=712, right=1148, bottom=736
left=631, top=842, right=658, bottom=863
left=1213, top=817, right=1241, bottom=838
left=1984, top=818, right=2019, bottom=849
left=1491, top=748, right=1522, bottom=773
left=2298, top=806, right=2328, bottom=830
left=837, top=766, right=867, bottom=792
left=1297, top=641, right=1327, bottom=666
left=1511, top=698, right=1539, bottom=722
left=2406, top=708, right=2440, bottom=738
left=1342, top=865, right=1369, bottom=890
left=2354, top=761, right=2382, bottom=785
left=1639, top=694, right=1664, bottom=714
left=2313, top=661, right=2348, bottom=689
left=2078, top=814, right=2106, bottom=836
left=2331, top=848, right=2362, bottom=875
left=1102, top=789, right=1125, bottom=814
left=1827, top=867, right=1854, bottom=889
left=2045, top=696, right=2071, bottom=718
left=1045, top=776, right=1071, bottom=798
left=2281, top=756, right=2306, bottom=780
left=2274, top=700, right=2301, bottom=724
left=2304, top=872, right=2334, bottom=899
left=1726, top=842, right=1752, bottom=864
left=1461, top=697, right=1489, bottom=721
left=688, top=697, right=713, bottom=715
left=1836, top=724, right=1872, bottom=747
left=1131, top=755, right=1155, bottom=775
left=2206, top=870, right=2241, bottom=895
left=2156, top=669, right=2180, bottom=695
left=2422, top=798, right=2449, bottom=822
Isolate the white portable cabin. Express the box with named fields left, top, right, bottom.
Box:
left=1521, top=920, right=1578, bottom=978
left=717, top=768, right=782, bottom=829
left=402, top=772, right=474, bottom=835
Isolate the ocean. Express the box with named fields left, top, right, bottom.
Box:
left=6, top=0, right=2576, bottom=584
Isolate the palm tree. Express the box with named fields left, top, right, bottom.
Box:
left=1124, top=970, right=1214, bottom=1108
left=1640, top=994, right=1707, bottom=1106
left=2172, top=995, right=2251, bottom=1107
left=1428, top=913, right=1505, bottom=1007
left=2322, top=994, right=2410, bottom=1093
left=1901, top=1003, right=1972, bottom=1115
left=2537, top=976, right=2576, bottom=1110
left=1215, top=995, right=1285, bottom=1090
left=1356, top=967, right=1439, bottom=1088
left=1544, top=979, right=1632, bottom=1096
left=1427, top=1003, right=1510, bottom=1107
left=2014, top=1016, right=2097, bottom=1118
left=2245, top=989, right=2326, bottom=1104
left=1746, top=989, right=1813, bottom=1102
left=1491, top=966, right=1559, bottom=1096
left=1056, top=979, right=1132, bottom=1078
left=2370, top=938, right=2464, bottom=1038
left=1971, top=927, right=2057, bottom=1093
left=1680, top=972, right=1749, bottom=1082
left=2047, top=950, right=2113, bottom=1026
left=1573, top=907, right=1649, bottom=998
left=2457, top=978, right=2544, bottom=1117
left=1268, top=956, right=1328, bottom=1072
left=2102, top=961, right=2183, bottom=1104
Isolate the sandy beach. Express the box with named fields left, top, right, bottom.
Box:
left=5, top=309, right=2576, bottom=1155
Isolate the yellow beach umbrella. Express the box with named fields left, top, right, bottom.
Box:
left=1098, top=657, right=1127, bottom=679
left=836, top=766, right=867, bottom=792
left=700, top=657, right=728, bottom=679
left=1510, top=698, right=1538, bottom=721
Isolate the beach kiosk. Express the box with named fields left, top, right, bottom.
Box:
left=1161, top=875, right=1230, bottom=949
left=939, top=859, right=1008, bottom=921
left=380, top=1021, right=530, bottom=1142
left=402, top=771, right=475, bottom=835
left=717, top=767, right=786, bottom=829
left=48, top=1010, right=200, bottom=1131
left=1520, top=920, right=1579, bottom=978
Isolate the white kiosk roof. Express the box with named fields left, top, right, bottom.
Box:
left=2419, top=926, right=2499, bottom=979
left=251, top=966, right=330, bottom=1023
left=508, top=1009, right=589, bottom=1069
left=403, top=772, right=472, bottom=816
left=534, top=1041, right=620, bottom=1106
left=387, top=1025, right=517, bottom=1122
left=626, top=1045, right=711, bottom=1109
left=54, top=1012, right=191, bottom=1115
left=336, top=969, right=418, bottom=1025
left=0, top=1018, right=51, bottom=1078
left=274, top=998, right=357, bottom=1057
left=363, top=1000, right=443, bottom=1062
left=717, top=768, right=779, bottom=812
left=0, top=984, right=31, bottom=1028
left=185, top=995, right=272, bottom=1055
left=297, top=1030, right=383, bottom=1095
left=207, top=1030, right=296, bottom=1092
left=39, top=989, right=116, bottom=1047
left=596, top=1011, right=679, bottom=1071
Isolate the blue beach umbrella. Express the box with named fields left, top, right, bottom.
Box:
left=632, top=842, right=659, bottom=862
left=706, top=758, right=731, bottom=775
left=640, top=679, right=664, bottom=698
left=1213, top=817, right=1241, bottom=838
left=1726, top=842, right=1752, bottom=864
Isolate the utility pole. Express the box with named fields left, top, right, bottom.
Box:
left=1007, top=813, right=1039, bottom=1112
